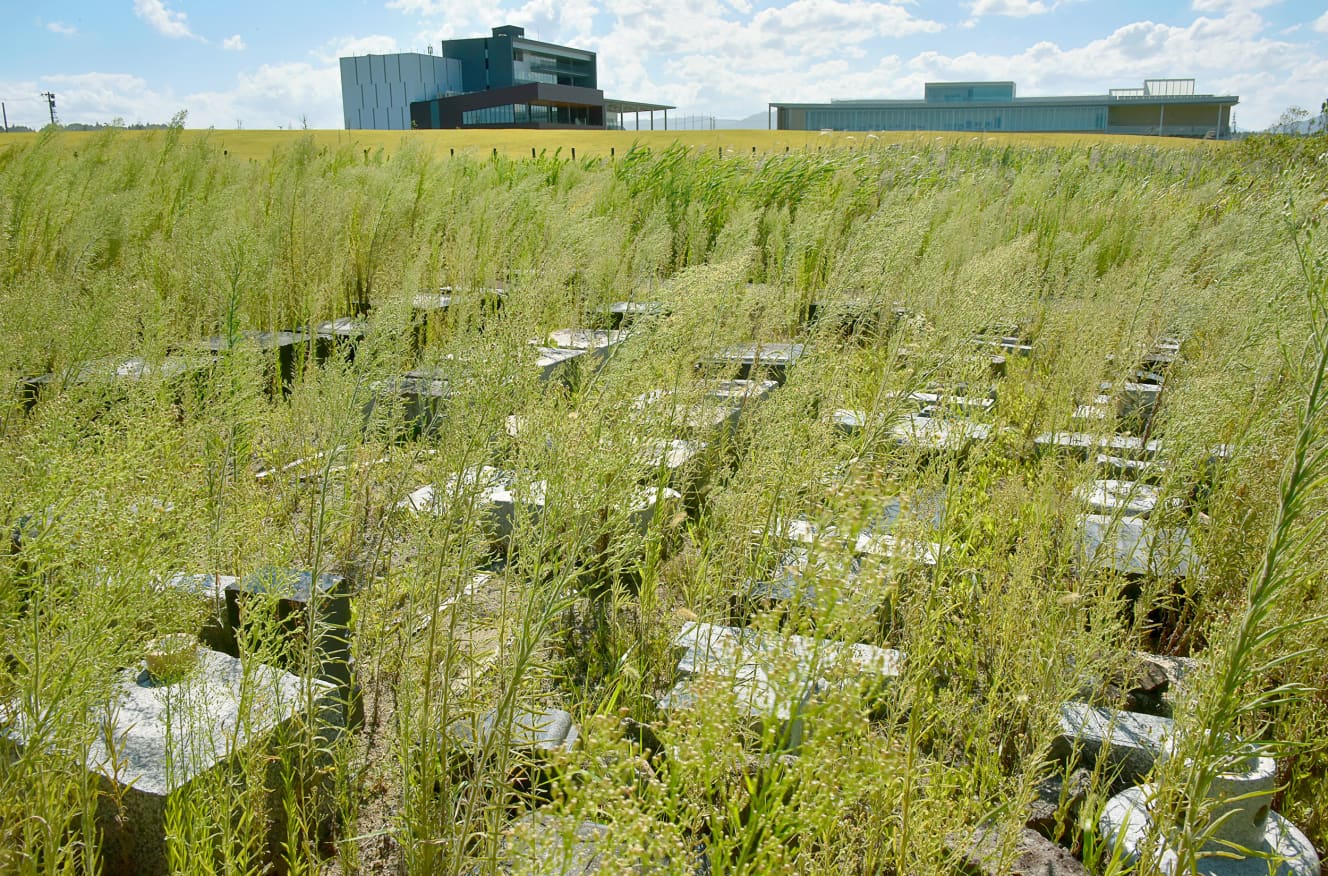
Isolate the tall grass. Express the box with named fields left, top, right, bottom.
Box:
left=0, top=128, right=1324, bottom=874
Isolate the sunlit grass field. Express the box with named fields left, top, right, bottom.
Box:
left=0, top=125, right=1224, bottom=161
left=0, top=124, right=1322, bottom=876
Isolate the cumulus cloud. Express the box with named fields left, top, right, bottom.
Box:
left=1314, top=10, right=1328, bottom=33
left=133, top=0, right=198, bottom=40
left=969, top=0, right=1054, bottom=18
left=46, top=21, right=78, bottom=36
left=1191, top=0, right=1277, bottom=10
left=316, top=35, right=401, bottom=64
left=223, top=34, right=246, bottom=51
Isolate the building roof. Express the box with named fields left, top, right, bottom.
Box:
left=604, top=98, right=675, bottom=114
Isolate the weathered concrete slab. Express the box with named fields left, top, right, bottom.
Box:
left=533, top=346, right=589, bottom=386
left=660, top=621, right=902, bottom=735
left=546, top=329, right=631, bottom=364
left=367, top=368, right=455, bottom=436
left=1034, top=432, right=1163, bottom=460
left=1, top=648, right=333, bottom=876
left=314, top=317, right=367, bottom=363
left=884, top=390, right=995, bottom=416
left=1053, top=702, right=1176, bottom=788
left=706, top=343, right=805, bottom=384
left=1076, top=514, right=1196, bottom=578
left=400, top=466, right=544, bottom=547
left=1075, top=480, right=1166, bottom=519
left=225, top=568, right=353, bottom=691
left=447, top=707, right=579, bottom=758
left=888, top=413, right=992, bottom=451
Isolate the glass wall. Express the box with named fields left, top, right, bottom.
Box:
left=802, top=103, right=1107, bottom=133
left=462, top=104, right=516, bottom=125
left=461, top=102, right=597, bottom=126
left=512, top=47, right=595, bottom=88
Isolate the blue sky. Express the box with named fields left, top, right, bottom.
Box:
left=1, top=0, right=1325, bottom=130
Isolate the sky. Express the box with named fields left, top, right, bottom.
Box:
left=0, top=0, right=1325, bottom=131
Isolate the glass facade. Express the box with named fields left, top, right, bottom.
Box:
left=462, top=104, right=516, bottom=125
left=801, top=104, right=1107, bottom=133
left=511, top=46, right=595, bottom=88
left=462, top=103, right=597, bottom=126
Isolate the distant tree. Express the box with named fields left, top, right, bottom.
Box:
left=1274, top=105, right=1311, bottom=134
left=1320, top=99, right=1328, bottom=133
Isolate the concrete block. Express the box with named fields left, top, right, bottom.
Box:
left=197, top=330, right=310, bottom=392
left=400, top=466, right=544, bottom=547
left=447, top=707, right=579, bottom=758
left=224, top=569, right=353, bottom=696
left=1053, top=702, right=1176, bottom=788
left=889, top=413, right=992, bottom=451
left=660, top=621, right=902, bottom=738
left=1075, top=480, right=1166, bottom=519
left=1076, top=514, right=1197, bottom=578
left=368, top=368, right=455, bottom=436
left=546, top=328, right=631, bottom=365
left=1034, top=432, right=1163, bottom=460
left=533, top=346, right=588, bottom=386
left=313, top=317, right=367, bottom=363
left=706, top=342, right=805, bottom=384
left=1, top=649, right=333, bottom=876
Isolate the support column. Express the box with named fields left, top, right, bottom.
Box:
left=663, top=108, right=667, bottom=131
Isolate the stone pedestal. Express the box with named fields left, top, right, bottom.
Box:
left=2, top=649, right=333, bottom=876
left=705, top=342, right=804, bottom=385
left=1099, top=752, right=1319, bottom=875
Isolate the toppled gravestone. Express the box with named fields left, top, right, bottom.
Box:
left=0, top=648, right=334, bottom=876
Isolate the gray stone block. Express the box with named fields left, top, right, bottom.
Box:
left=605, top=300, right=667, bottom=329
left=547, top=328, right=631, bottom=364
left=1035, top=432, right=1163, bottom=460
left=706, top=342, right=805, bottom=384
left=447, top=707, right=580, bottom=757
left=1, top=649, right=333, bottom=876
left=1076, top=514, right=1197, bottom=578
left=1054, top=702, right=1176, bottom=788
left=660, top=621, right=902, bottom=743
left=1075, top=479, right=1171, bottom=519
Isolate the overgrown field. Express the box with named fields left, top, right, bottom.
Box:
left=1, top=126, right=1326, bottom=875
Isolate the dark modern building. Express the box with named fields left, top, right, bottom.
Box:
left=339, top=25, right=672, bottom=131
left=770, top=79, right=1238, bottom=138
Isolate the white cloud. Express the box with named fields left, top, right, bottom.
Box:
left=47, top=21, right=77, bottom=36
left=133, top=0, right=197, bottom=40
left=316, top=35, right=401, bottom=64
left=969, top=0, right=1054, bottom=17
left=1191, top=0, right=1277, bottom=10
left=1314, top=10, right=1328, bottom=33
left=223, top=34, right=246, bottom=51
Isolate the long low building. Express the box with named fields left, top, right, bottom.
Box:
left=770, top=80, right=1237, bottom=138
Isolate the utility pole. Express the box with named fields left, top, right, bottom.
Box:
left=1, top=102, right=7, bottom=132
left=40, top=91, right=57, bottom=126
